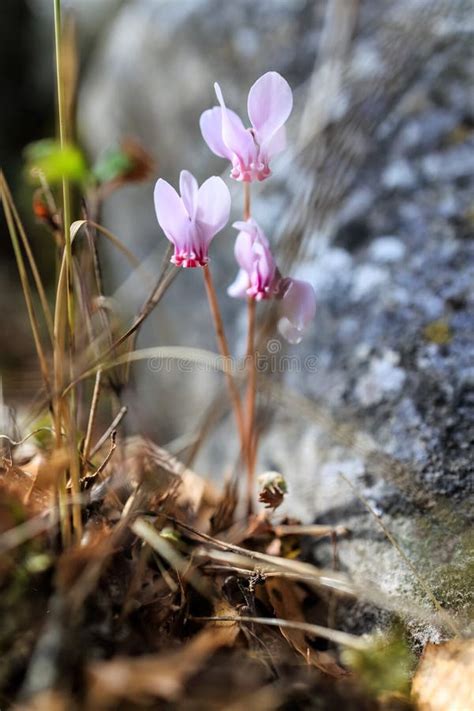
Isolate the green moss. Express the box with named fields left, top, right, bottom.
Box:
left=423, top=319, right=452, bottom=345
left=342, top=627, right=415, bottom=698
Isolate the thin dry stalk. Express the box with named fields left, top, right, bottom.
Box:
left=53, top=250, right=72, bottom=546
left=192, top=614, right=367, bottom=651
left=91, top=430, right=117, bottom=479
left=131, top=517, right=209, bottom=597
left=53, top=248, right=176, bottom=407
left=339, top=472, right=460, bottom=636
left=0, top=173, right=54, bottom=342
left=54, top=0, right=82, bottom=545
left=0, top=182, right=51, bottom=395
left=72, top=219, right=147, bottom=274
left=274, top=524, right=348, bottom=538
left=82, top=369, right=102, bottom=463
left=62, top=404, right=83, bottom=539
left=54, top=0, right=74, bottom=336
left=90, top=405, right=127, bottom=457
left=202, top=265, right=246, bottom=449
left=106, top=248, right=176, bottom=357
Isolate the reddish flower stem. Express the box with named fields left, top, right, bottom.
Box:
left=245, top=296, right=257, bottom=514
left=243, top=182, right=257, bottom=514
left=203, top=265, right=246, bottom=452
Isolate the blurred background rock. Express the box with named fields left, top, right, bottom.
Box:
left=1, top=0, right=473, bottom=632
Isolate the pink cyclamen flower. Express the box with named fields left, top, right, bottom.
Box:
left=227, top=219, right=316, bottom=343
left=227, top=218, right=279, bottom=301
left=154, top=170, right=231, bottom=267
left=200, top=71, right=293, bottom=182
left=278, top=278, right=316, bottom=345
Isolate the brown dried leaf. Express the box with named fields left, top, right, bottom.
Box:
left=16, top=690, right=72, bottom=711
left=411, top=639, right=474, bottom=711
left=87, top=626, right=236, bottom=706
left=118, top=137, right=155, bottom=183
left=56, top=521, right=114, bottom=590
left=30, top=448, right=69, bottom=492
left=211, top=596, right=241, bottom=646
left=122, top=437, right=219, bottom=525
left=265, top=577, right=347, bottom=678
left=211, top=478, right=239, bottom=534
left=0, top=464, right=51, bottom=515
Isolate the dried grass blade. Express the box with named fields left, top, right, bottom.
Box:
left=0, top=173, right=54, bottom=342
left=193, top=614, right=367, bottom=651
left=131, top=517, right=209, bottom=597
left=0, top=180, right=51, bottom=394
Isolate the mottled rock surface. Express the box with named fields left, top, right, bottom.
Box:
left=76, top=0, right=474, bottom=635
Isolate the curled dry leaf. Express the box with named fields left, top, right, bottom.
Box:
left=258, top=471, right=287, bottom=510
left=87, top=626, right=236, bottom=707
left=121, top=437, right=219, bottom=526
left=411, top=639, right=474, bottom=711
left=265, top=577, right=347, bottom=678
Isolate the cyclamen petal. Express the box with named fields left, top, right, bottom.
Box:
left=227, top=221, right=316, bottom=342
left=260, top=124, right=287, bottom=163
left=154, top=172, right=230, bottom=268
left=179, top=170, right=198, bottom=219
left=200, top=72, right=293, bottom=182
left=196, top=176, right=232, bottom=244
left=214, top=83, right=255, bottom=168
left=230, top=218, right=277, bottom=300
left=278, top=278, right=316, bottom=344
left=247, top=72, right=293, bottom=147
left=249, top=240, right=277, bottom=301
left=154, top=179, right=189, bottom=245
left=227, top=268, right=249, bottom=299
left=277, top=318, right=303, bottom=345
left=234, top=229, right=255, bottom=275
left=199, top=107, right=237, bottom=161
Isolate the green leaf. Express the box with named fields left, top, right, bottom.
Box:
left=92, top=148, right=133, bottom=184
left=25, top=139, right=88, bottom=185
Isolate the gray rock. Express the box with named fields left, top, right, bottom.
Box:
left=75, top=0, right=473, bottom=637
left=382, top=159, right=417, bottom=190
left=354, top=350, right=406, bottom=407
left=394, top=108, right=460, bottom=155
left=421, top=144, right=474, bottom=182
left=369, top=236, right=406, bottom=263
left=351, top=264, right=389, bottom=300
